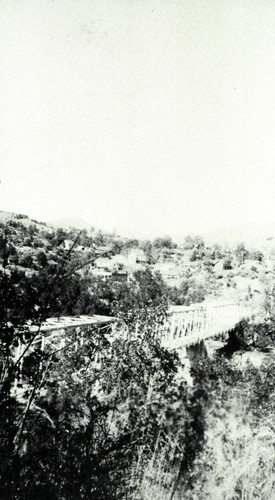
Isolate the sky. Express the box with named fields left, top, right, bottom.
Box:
left=1, top=0, right=275, bottom=238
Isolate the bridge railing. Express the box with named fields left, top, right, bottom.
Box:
left=160, top=301, right=249, bottom=348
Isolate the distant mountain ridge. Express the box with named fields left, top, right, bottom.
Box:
left=3, top=210, right=275, bottom=249
left=47, top=217, right=95, bottom=231
left=203, top=222, right=275, bottom=248
left=173, top=222, right=275, bottom=249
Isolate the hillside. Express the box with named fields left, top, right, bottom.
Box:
left=1, top=210, right=275, bottom=317
left=0, top=210, right=52, bottom=233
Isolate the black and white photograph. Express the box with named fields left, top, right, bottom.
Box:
left=0, top=0, right=274, bottom=498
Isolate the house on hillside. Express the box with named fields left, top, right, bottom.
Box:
left=63, top=239, right=74, bottom=251
left=75, top=245, right=87, bottom=252
left=214, top=260, right=225, bottom=274
left=264, top=255, right=275, bottom=271
left=91, top=269, right=112, bottom=280
left=111, top=270, right=128, bottom=284
left=127, top=249, right=147, bottom=266
left=95, top=246, right=113, bottom=256
left=111, top=254, right=128, bottom=268
left=91, top=257, right=113, bottom=271
left=157, top=247, right=184, bottom=263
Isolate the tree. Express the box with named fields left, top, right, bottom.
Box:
left=250, top=249, right=263, bottom=263
left=37, top=250, right=47, bottom=268
left=212, top=243, right=223, bottom=259
left=153, top=236, right=176, bottom=249
left=183, top=235, right=195, bottom=250
left=223, top=256, right=233, bottom=270
left=139, top=240, right=156, bottom=265
left=54, top=228, right=67, bottom=247
left=235, top=242, right=249, bottom=265
left=193, top=236, right=205, bottom=250
left=20, top=253, right=34, bottom=268
left=168, top=278, right=206, bottom=306
left=0, top=267, right=45, bottom=498
left=190, top=250, right=197, bottom=262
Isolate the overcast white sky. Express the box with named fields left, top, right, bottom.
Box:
left=1, top=0, right=275, bottom=238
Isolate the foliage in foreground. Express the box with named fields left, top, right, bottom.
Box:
left=184, top=357, right=275, bottom=500
left=0, top=323, right=206, bottom=499
left=0, top=266, right=205, bottom=499
left=133, top=354, right=275, bottom=500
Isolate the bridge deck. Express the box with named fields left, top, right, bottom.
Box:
left=28, top=314, right=115, bottom=334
